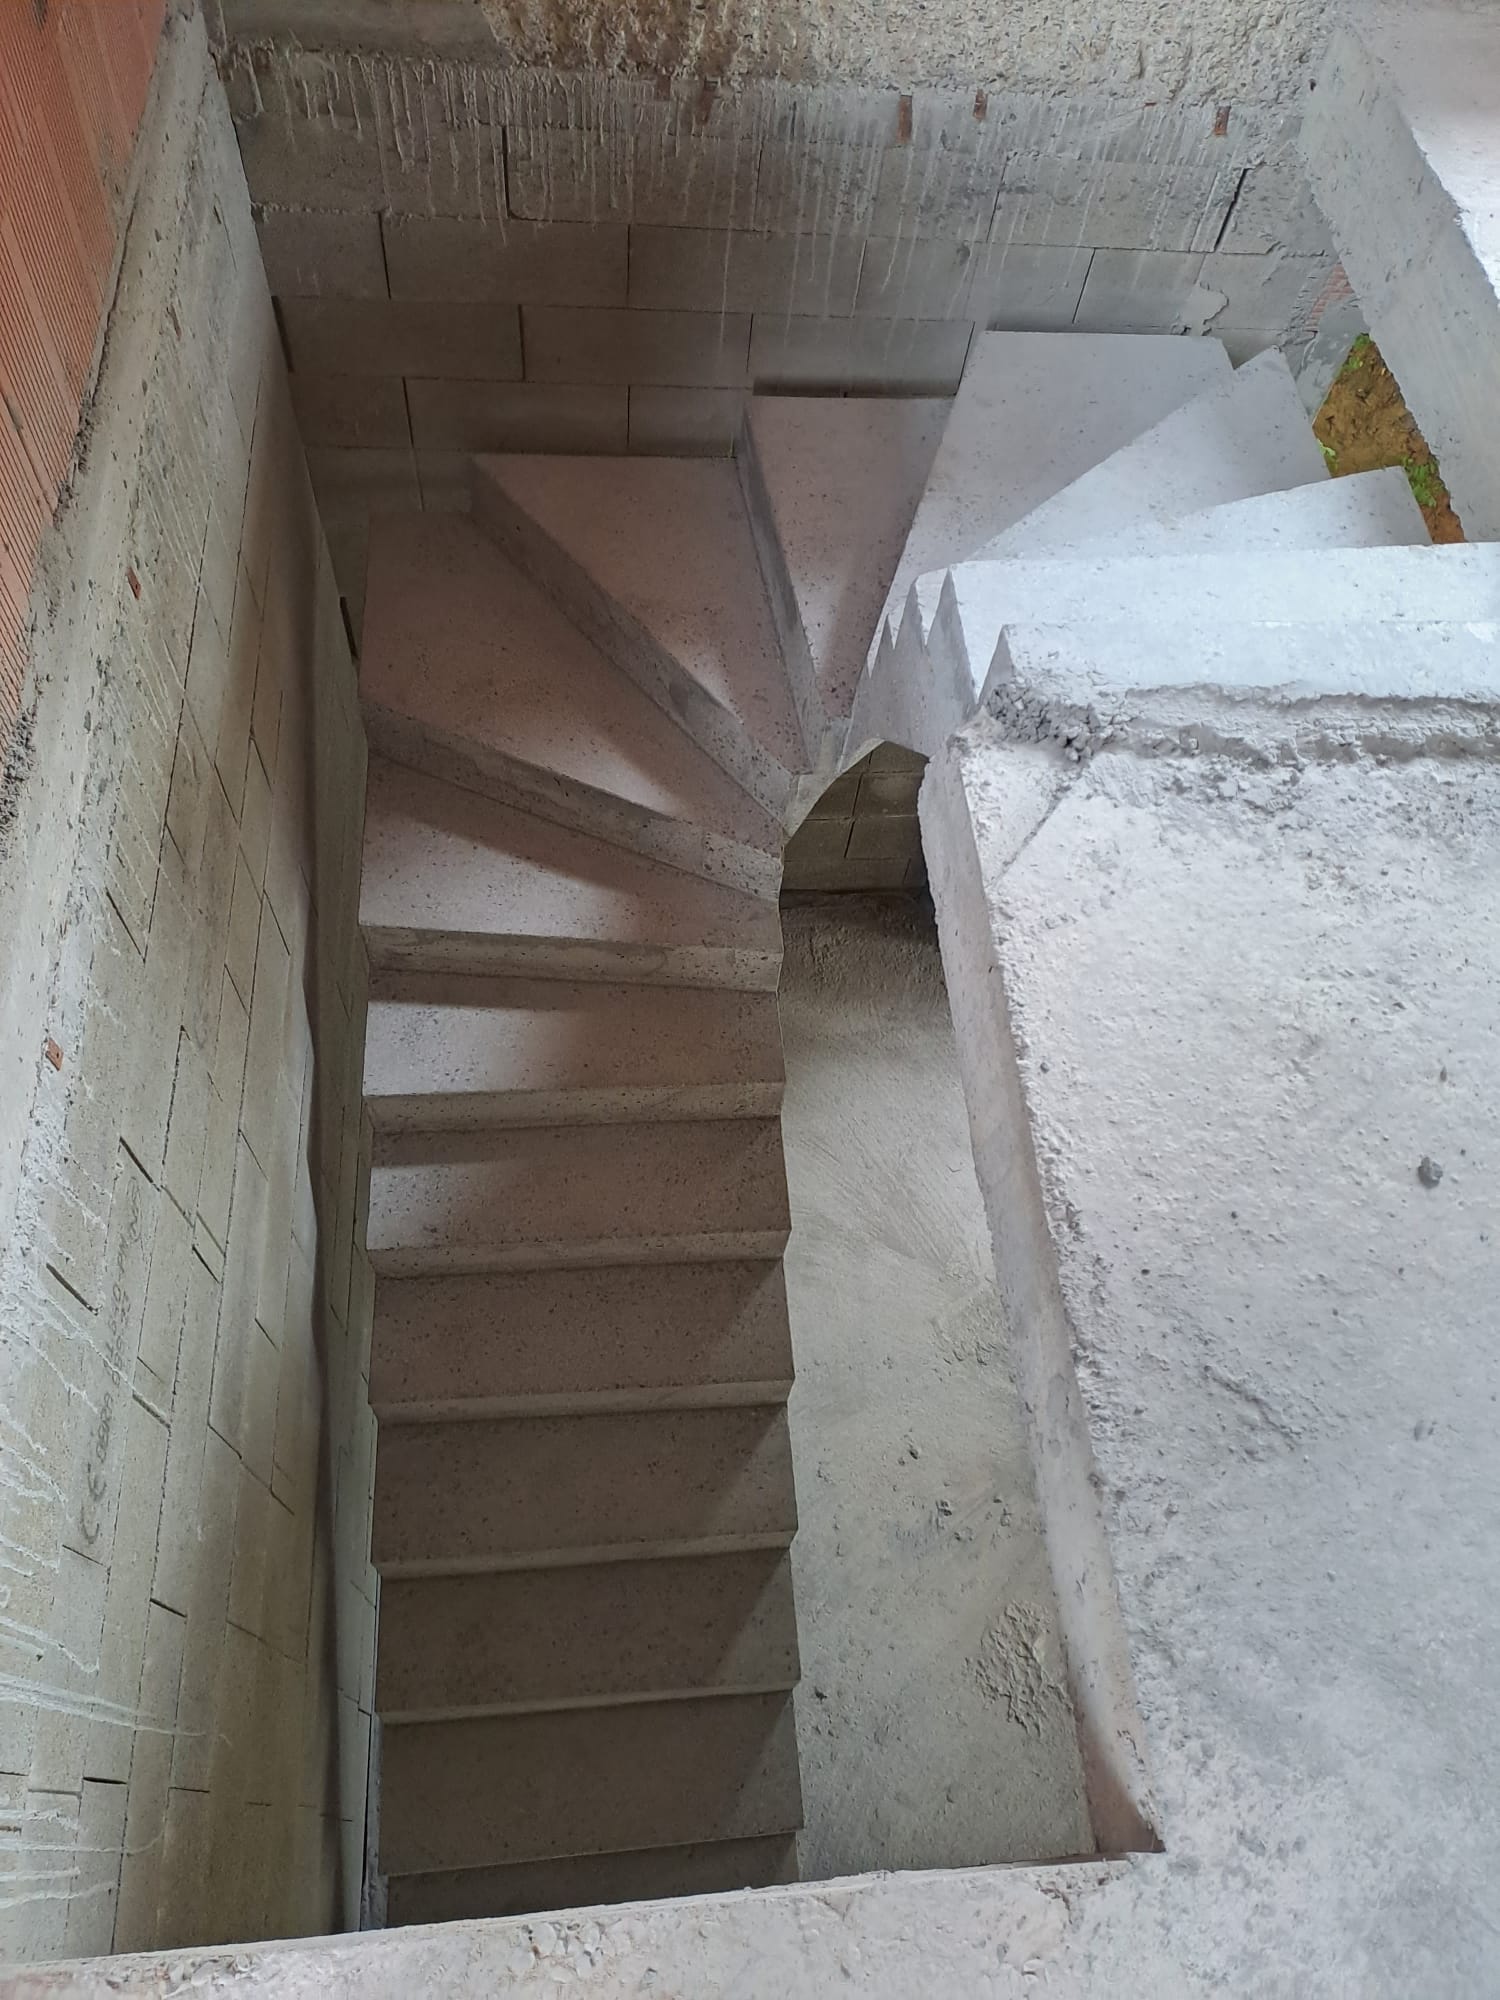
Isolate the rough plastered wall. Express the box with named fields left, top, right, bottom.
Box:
left=0, top=10, right=375, bottom=1961
left=31, top=651, right=1500, bottom=1996
left=205, top=0, right=1356, bottom=639
left=0, top=0, right=167, bottom=754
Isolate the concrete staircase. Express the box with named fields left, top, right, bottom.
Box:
left=354, top=330, right=1450, bottom=1925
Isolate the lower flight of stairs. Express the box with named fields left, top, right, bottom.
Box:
left=356, top=328, right=1467, bottom=1925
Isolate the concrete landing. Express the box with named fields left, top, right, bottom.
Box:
left=473, top=454, right=807, bottom=795
left=366, top=1117, right=792, bottom=1275
left=370, top=1260, right=795, bottom=1420
left=742, top=395, right=948, bottom=725
left=876, top=330, right=1230, bottom=650
left=380, top=1692, right=802, bottom=1875
left=376, top=1550, right=799, bottom=1719
left=360, top=514, right=780, bottom=894
left=363, top=972, right=785, bottom=1131
left=371, top=1405, right=798, bottom=1574
left=359, top=757, right=783, bottom=990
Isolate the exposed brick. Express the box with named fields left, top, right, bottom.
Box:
left=520, top=305, right=752, bottom=387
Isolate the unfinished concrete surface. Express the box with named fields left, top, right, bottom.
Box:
left=778, top=895, right=1090, bottom=1876
left=0, top=13, right=374, bottom=1959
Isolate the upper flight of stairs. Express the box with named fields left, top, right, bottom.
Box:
left=355, top=329, right=1458, bottom=1927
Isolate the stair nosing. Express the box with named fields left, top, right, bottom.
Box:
left=375, top=1529, right=797, bottom=1581
left=368, top=1229, right=792, bottom=1278
left=365, top=1081, right=785, bottom=1135
left=370, top=1379, right=795, bottom=1425
left=377, top=1677, right=801, bottom=1728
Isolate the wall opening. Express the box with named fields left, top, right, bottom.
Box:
left=777, top=755, right=1092, bottom=1875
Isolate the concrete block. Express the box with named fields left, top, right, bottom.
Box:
left=879, top=329, right=1231, bottom=646
left=406, top=379, right=628, bottom=453
left=386, top=1834, right=798, bottom=1925
left=847, top=812, right=923, bottom=865
left=473, top=453, right=804, bottom=789
left=381, top=1692, right=800, bottom=1874
left=1219, top=160, right=1334, bottom=256
left=307, top=446, right=422, bottom=534
left=64, top=1780, right=128, bottom=1957
left=224, top=851, right=260, bottom=1005
left=183, top=594, right=230, bottom=759
left=384, top=216, right=628, bottom=305
left=377, top=1549, right=797, bottom=1720
left=369, top=1258, right=793, bottom=1419
left=521, top=305, right=752, bottom=387
left=255, top=206, right=389, bottom=299
left=992, top=155, right=1241, bottom=252
left=1072, top=249, right=1205, bottom=331
left=373, top=1401, right=795, bottom=1574
left=359, top=758, right=781, bottom=990
left=507, top=126, right=759, bottom=229
left=363, top=972, right=784, bottom=1131
left=855, top=237, right=1091, bottom=327
left=415, top=452, right=472, bottom=510
left=868, top=145, right=1002, bottom=239
left=358, top=513, right=777, bottom=887
left=628, top=227, right=861, bottom=314
left=366, top=1116, right=790, bottom=1275
left=749, top=314, right=972, bottom=393
left=629, top=386, right=743, bottom=455
left=169, top=1425, right=240, bottom=1792
left=281, top=298, right=523, bottom=381
left=215, top=560, right=261, bottom=818
left=289, top=376, right=412, bottom=450
left=84, top=1396, right=170, bottom=1783
left=112, top=1599, right=186, bottom=1954
left=1195, top=251, right=1338, bottom=333
left=239, top=746, right=273, bottom=890
left=753, top=140, right=879, bottom=234
left=211, top=1137, right=269, bottom=1450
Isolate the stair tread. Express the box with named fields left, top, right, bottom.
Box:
left=370, top=1260, right=794, bottom=1419
left=376, top=1550, right=799, bottom=1720
left=372, top=1405, right=798, bottom=1574
left=380, top=1692, right=803, bottom=1875
left=363, top=974, right=785, bottom=1130
left=360, top=755, right=781, bottom=986
left=475, top=454, right=807, bottom=774
left=361, top=514, right=778, bottom=859
left=367, top=1117, right=790, bottom=1274
left=942, top=541, right=1500, bottom=704
left=974, top=348, right=1328, bottom=562
left=745, top=394, right=948, bottom=719
left=386, top=1835, right=797, bottom=1926
left=877, top=330, right=1231, bottom=653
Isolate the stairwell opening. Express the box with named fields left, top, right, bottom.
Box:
left=777, top=748, right=1093, bottom=1877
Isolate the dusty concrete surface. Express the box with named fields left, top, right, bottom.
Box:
left=0, top=12, right=375, bottom=1961
left=778, top=894, right=1090, bottom=1876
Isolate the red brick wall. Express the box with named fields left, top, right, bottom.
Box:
left=0, top=0, right=166, bottom=751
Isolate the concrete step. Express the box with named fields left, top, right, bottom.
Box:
left=740, top=395, right=948, bottom=731
left=1006, top=464, right=1430, bottom=564
left=376, top=1550, right=799, bottom=1720
left=874, top=330, right=1231, bottom=655
left=386, top=1834, right=798, bottom=1926
left=367, top=1118, right=791, bottom=1276
left=370, top=1260, right=794, bottom=1421
left=472, top=454, right=806, bottom=808
left=973, top=348, right=1329, bottom=562
left=372, top=1405, right=798, bottom=1575
left=363, top=973, right=785, bottom=1132
left=361, top=514, right=780, bottom=897
left=360, top=756, right=782, bottom=991
left=380, top=1692, right=803, bottom=1874
left=939, top=542, right=1500, bottom=714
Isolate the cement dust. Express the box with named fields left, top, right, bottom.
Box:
left=777, top=893, right=1091, bottom=1877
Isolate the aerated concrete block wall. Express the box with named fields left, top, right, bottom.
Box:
left=0, top=14, right=375, bottom=1958
left=208, top=13, right=1353, bottom=639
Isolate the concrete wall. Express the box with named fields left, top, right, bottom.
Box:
left=0, top=13, right=375, bottom=1959
left=207, top=10, right=1351, bottom=638
left=0, top=0, right=167, bottom=755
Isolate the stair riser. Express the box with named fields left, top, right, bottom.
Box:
left=371, top=1380, right=795, bottom=1423
left=365, top=700, right=781, bottom=901
left=376, top=1551, right=799, bottom=1722
left=386, top=1835, right=798, bottom=1926
left=362, top=924, right=783, bottom=993
left=367, top=1079, right=785, bottom=1135
left=472, top=467, right=794, bottom=822
left=372, top=1405, right=798, bottom=1576
left=735, top=419, right=826, bottom=759
left=369, top=1229, right=790, bottom=1280
left=380, top=1694, right=803, bottom=1876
